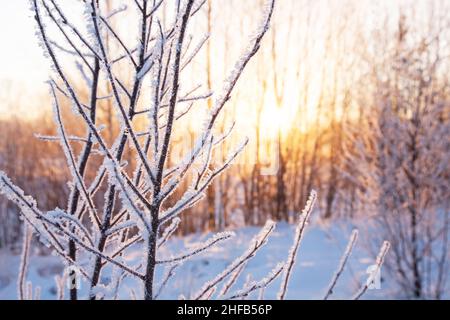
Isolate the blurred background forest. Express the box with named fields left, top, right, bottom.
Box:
left=0, top=0, right=449, bottom=298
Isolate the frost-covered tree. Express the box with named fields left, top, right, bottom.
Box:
left=0, top=0, right=390, bottom=301
left=0, top=0, right=278, bottom=300
left=345, top=11, right=450, bottom=299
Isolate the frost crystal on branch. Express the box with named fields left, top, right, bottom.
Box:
left=353, top=241, right=390, bottom=300
left=324, top=229, right=359, bottom=300
left=193, top=220, right=276, bottom=300
left=226, top=263, right=284, bottom=300
left=278, top=190, right=317, bottom=300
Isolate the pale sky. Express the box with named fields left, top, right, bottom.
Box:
left=0, top=1, right=393, bottom=91
left=0, top=0, right=443, bottom=121
left=0, top=1, right=48, bottom=89
left=0, top=1, right=87, bottom=118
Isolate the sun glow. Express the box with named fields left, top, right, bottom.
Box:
left=259, top=105, right=290, bottom=138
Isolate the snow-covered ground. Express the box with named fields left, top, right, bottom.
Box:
left=0, top=221, right=394, bottom=300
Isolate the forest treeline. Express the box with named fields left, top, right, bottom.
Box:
left=1, top=0, right=449, bottom=240
left=0, top=0, right=449, bottom=299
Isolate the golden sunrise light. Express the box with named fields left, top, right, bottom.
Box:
left=0, top=0, right=449, bottom=302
